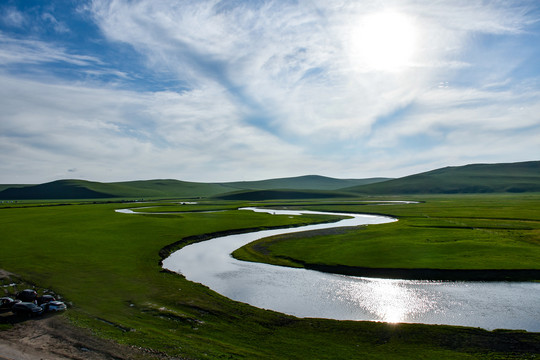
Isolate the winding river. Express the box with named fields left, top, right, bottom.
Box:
left=126, top=207, right=540, bottom=332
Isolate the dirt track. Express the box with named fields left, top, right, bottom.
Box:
left=0, top=315, right=174, bottom=360
left=1, top=269, right=180, bottom=360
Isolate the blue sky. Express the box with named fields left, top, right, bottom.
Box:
left=1, top=0, right=539, bottom=183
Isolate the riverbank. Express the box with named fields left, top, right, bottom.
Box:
left=234, top=195, right=540, bottom=281
left=157, top=214, right=346, bottom=266
left=3, top=301, right=540, bottom=360
left=233, top=229, right=540, bottom=281
left=304, top=263, right=540, bottom=281
left=166, top=208, right=539, bottom=331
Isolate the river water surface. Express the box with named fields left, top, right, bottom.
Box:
left=158, top=208, right=540, bottom=332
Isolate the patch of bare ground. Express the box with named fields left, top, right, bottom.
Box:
left=0, top=316, right=157, bottom=360
left=0, top=269, right=183, bottom=360
left=0, top=315, right=177, bottom=360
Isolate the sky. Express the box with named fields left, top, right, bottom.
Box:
left=1, top=0, right=539, bottom=183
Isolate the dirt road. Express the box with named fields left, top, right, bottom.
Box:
left=0, top=315, right=175, bottom=360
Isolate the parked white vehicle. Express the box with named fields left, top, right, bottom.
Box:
left=42, top=300, right=67, bottom=312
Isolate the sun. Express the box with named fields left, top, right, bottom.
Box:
left=349, top=11, right=418, bottom=72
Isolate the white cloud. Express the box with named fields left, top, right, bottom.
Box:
left=1, top=0, right=539, bottom=183
left=87, top=0, right=537, bottom=143
left=42, top=13, right=70, bottom=33
left=407, top=85, right=538, bottom=134
left=1, top=7, right=27, bottom=28
left=0, top=33, right=102, bottom=66
left=364, top=82, right=540, bottom=174
left=0, top=74, right=324, bottom=183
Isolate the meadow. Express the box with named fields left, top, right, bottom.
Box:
left=1, top=195, right=539, bottom=359
left=234, top=194, right=540, bottom=280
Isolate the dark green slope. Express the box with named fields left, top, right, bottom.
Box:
left=2, top=161, right=538, bottom=199
left=221, top=175, right=390, bottom=191
left=0, top=179, right=230, bottom=200
left=0, top=184, right=30, bottom=192
left=214, top=189, right=354, bottom=201
left=346, top=161, right=540, bottom=194
left=0, top=180, right=114, bottom=200
left=111, top=179, right=231, bottom=198
left=0, top=175, right=387, bottom=200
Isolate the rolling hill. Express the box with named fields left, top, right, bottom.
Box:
left=1, top=161, right=538, bottom=200
left=0, top=179, right=230, bottom=200
left=345, top=161, right=540, bottom=194
left=214, top=189, right=353, bottom=201
left=222, top=175, right=389, bottom=191
left=0, top=180, right=113, bottom=200
left=0, top=175, right=387, bottom=200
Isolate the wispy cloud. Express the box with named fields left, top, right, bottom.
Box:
left=0, top=6, right=27, bottom=28
left=0, top=33, right=101, bottom=66
left=368, top=85, right=540, bottom=145
left=0, top=0, right=539, bottom=182
left=41, top=12, right=70, bottom=34
left=0, top=73, right=322, bottom=182
left=88, top=0, right=539, bottom=140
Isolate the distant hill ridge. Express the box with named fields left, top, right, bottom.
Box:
left=223, top=175, right=389, bottom=191
left=345, top=160, right=540, bottom=194
left=0, top=175, right=388, bottom=200
left=0, top=180, right=113, bottom=200
left=0, top=160, right=538, bottom=200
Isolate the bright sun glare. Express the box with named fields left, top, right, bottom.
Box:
left=350, top=11, right=418, bottom=72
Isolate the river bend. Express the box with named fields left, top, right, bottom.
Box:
left=146, top=207, right=539, bottom=331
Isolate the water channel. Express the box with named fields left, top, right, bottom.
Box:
left=139, top=207, right=539, bottom=331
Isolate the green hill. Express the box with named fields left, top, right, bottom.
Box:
left=214, top=189, right=353, bottom=201
left=222, top=175, right=389, bottom=191
left=0, top=179, right=229, bottom=200
left=346, top=161, right=540, bottom=194
left=0, top=180, right=114, bottom=200
left=1, top=161, right=538, bottom=199
left=0, top=175, right=384, bottom=200
left=0, top=184, right=30, bottom=192
left=110, top=179, right=231, bottom=198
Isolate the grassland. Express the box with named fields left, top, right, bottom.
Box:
left=233, top=194, right=540, bottom=280
left=1, top=196, right=540, bottom=359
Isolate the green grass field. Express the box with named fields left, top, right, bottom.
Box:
left=1, top=196, right=540, bottom=359
left=233, top=194, right=540, bottom=280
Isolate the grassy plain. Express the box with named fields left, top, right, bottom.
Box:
left=1, top=196, right=539, bottom=359
left=233, top=194, right=540, bottom=279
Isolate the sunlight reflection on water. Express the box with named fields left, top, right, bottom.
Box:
left=332, top=277, right=440, bottom=323
left=158, top=208, right=540, bottom=331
